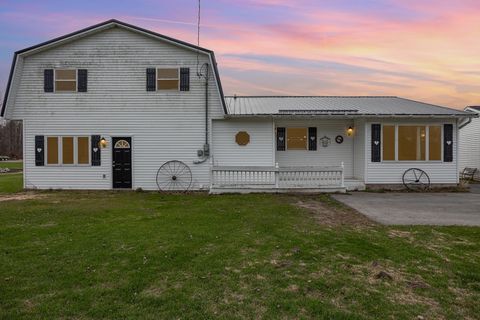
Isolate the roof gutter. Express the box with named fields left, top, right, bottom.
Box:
left=223, top=113, right=477, bottom=119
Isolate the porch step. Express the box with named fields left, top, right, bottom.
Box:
left=344, top=179, right=366, bottom=191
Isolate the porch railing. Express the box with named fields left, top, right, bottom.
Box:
left=211, top=163, right=344, bottom=190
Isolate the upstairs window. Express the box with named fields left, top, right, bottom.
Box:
left=55, top=69, right=77, bottom=92
left=157, top=68, right=179, bottom=90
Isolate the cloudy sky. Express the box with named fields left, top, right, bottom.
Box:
left=1, top=0, right=479, bottom=109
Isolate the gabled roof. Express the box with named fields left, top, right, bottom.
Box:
left=465, top=106, right=480, bottom=112
left=1, top=19, right=227, bottom=117
left=224, top=96, right=473, bottom=117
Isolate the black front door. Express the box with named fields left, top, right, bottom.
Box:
left=112, top=137, right=132, bottom=189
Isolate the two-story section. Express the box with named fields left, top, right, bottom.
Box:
left=1, top=19, right=226, bottom=190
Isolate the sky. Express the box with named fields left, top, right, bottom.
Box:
left=1, top=0, right=479, bottom=109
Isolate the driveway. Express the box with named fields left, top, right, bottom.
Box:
left=332, top=188, right=480, bottom=226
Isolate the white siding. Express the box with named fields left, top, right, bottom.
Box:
left=365, top=119, right=459, bottom=184
left=353, top=119, right=366, bottom=180
left=8, top=26, right=224, bottom=190
left=274, top=119, right=354, bottom=177
left=212, top=119, right=274, bottom=166
left=459, top=109, right=480, bottom=171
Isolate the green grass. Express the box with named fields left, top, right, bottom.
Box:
left=0, top=161, right=23, bottom=170
left=0, top=173, right=23, bottom=193
left=0, top=186, right=479, bottom=318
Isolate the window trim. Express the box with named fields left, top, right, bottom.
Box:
left=156, top=67, right=180, bottom=91
left=380, top=124, right=444, bottom=162
left=45, top=136, right=91, bottom=166
left=54, top=69, right=78, bottom=93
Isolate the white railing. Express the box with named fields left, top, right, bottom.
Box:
left=211, top=163, right=344, bottom=190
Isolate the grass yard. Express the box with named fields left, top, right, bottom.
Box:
left=0, top=182, right=479, bottom=319
left=0, top=160, right=23, bottom=170
left=0, top=173, right=23, bottom=194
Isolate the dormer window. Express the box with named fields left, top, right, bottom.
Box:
left=55, top=69, right=77, bottom=92
left=157, top=68, right=179, bottom=90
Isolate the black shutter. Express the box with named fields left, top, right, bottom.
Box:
left=444, top=124, right=453, bottom=162
left=77, top=69, right=88, bottom=92
left=35, top=136, right=44, bottom=166
left=44, top=69, right=54, bottom=92
left=308, top=127, right=317, bottom=151
left=277, top=127, right=286, bottom=151
left=91, top=135, right=101, bottom=166
left=146, top=68, right=156, bottom=91
left=371, top=124, right=381, bottom=162
left=180, top=67, right=190, bottom=91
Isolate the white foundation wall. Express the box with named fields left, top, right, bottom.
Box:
left=10, top=26, right=224, bottom=190
left=365, top=118, right=459, bottom=185
left=212, top=119, right=275, bottom=167
left=274, top=119, right=355, bottom=177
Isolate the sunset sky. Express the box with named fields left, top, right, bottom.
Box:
left=1, top=0, right=479, bottom=109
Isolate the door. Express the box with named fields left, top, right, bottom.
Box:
left=112, top=137, right=132, bottom=189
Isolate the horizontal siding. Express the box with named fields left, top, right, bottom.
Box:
left=274, top=119, right=354, bottom=177
left=365, top=119, right=458, bottom=184
left=459, top=113, right=480, bottom=170
left=353, top=119, right=365, bottom=180
left=212, top=119, right=274, bottom=166
left=10, top=26, right=224, bottom=190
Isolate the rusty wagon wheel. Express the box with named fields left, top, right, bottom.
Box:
left=156, top=160, right=192, bottom=192
left=402, top=168, right=430, bottom=191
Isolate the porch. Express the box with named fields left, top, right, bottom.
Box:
left=209, top=164, right=365, bottom=193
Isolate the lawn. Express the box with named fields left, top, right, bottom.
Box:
left=0, top=173, right=23, bottom=193
left=0, top=160, right=23, bottom=170
left=0, top=183, right=479, bottom=319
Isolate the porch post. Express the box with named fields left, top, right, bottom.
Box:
left=275, top=162, right=279, bottom=189
left=341, top=161, right=345, bottom=188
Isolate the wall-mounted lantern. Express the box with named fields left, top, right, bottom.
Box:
left=99, top=137, right=108, bottom=148
left=346, top=126, right=354, bottom=137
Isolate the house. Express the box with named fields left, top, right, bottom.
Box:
left=459, top=106, right=480, bottom=179
left=1, top=20, right=476, bottom=193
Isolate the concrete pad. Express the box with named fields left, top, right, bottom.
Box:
left=332, top=192, right=480, bottom=226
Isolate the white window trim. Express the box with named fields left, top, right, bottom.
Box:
left=380, top=124, right=444, bottom=162
left=45, top=136, right=91, bottom=166
left=54, top=69, right=78, bottom=93
left=156, top=67, right=180, bottom=91
left=286, top=127, right=308, bottom=151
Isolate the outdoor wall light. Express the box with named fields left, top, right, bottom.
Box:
left=346, top=126, right=354, bottom=136
left=99, top=137, right=108, bottom=148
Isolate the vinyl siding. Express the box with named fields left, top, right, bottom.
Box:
left=365, top=119, right=459, bottom=184
left=274, top=119, right=354, bottom=177
left=353, top=119, right=365, bottom=180
left=8, top=26, right=224, bottom=190
left=212, top=119, right=274, bottom=166
left=459, top=110, right=480, bottom=172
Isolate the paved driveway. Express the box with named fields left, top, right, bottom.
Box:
left=332, top=189, right=480, bottom=226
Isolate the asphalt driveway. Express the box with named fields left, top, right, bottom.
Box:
left=332, top=187, right=480, bottom=226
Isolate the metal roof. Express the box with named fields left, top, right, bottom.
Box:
left=225, top=96, right=473, bottom=117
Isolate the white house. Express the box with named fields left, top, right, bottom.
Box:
left=1, top=20, right=476, bottom=193
left=459, top=106, right=480, bottom=178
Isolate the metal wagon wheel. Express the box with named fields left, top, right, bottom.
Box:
left=156, top=160, right=192, bottom=192
left=402, top=168, right=430, bottom=191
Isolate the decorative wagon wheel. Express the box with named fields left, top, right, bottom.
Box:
left=156, top=160, right=192, bottom=192
left=402, top=168, right=430, bottom=191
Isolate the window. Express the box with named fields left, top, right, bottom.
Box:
left=429, top=126, right=442, bottom=161
left=77, top=137, right=90, bottom=164
left=47, top=137, right=59, bottom=164
left=157, top=68, right=179, bottom=90
left=62, top=137, right=74, bottom=164
left=55, top=69, right=77, bottom=92
left=398, top=126, right=426, bottom=161
left=380, top=125, right=443, bottom=161
left=45, top=136, right=90, bottom=165
left=287, top=128, right=307, bottom=150
left=382, top=125, right=395, bottom=161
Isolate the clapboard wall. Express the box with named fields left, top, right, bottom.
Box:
left=6, top=25, right=224, bottom=190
